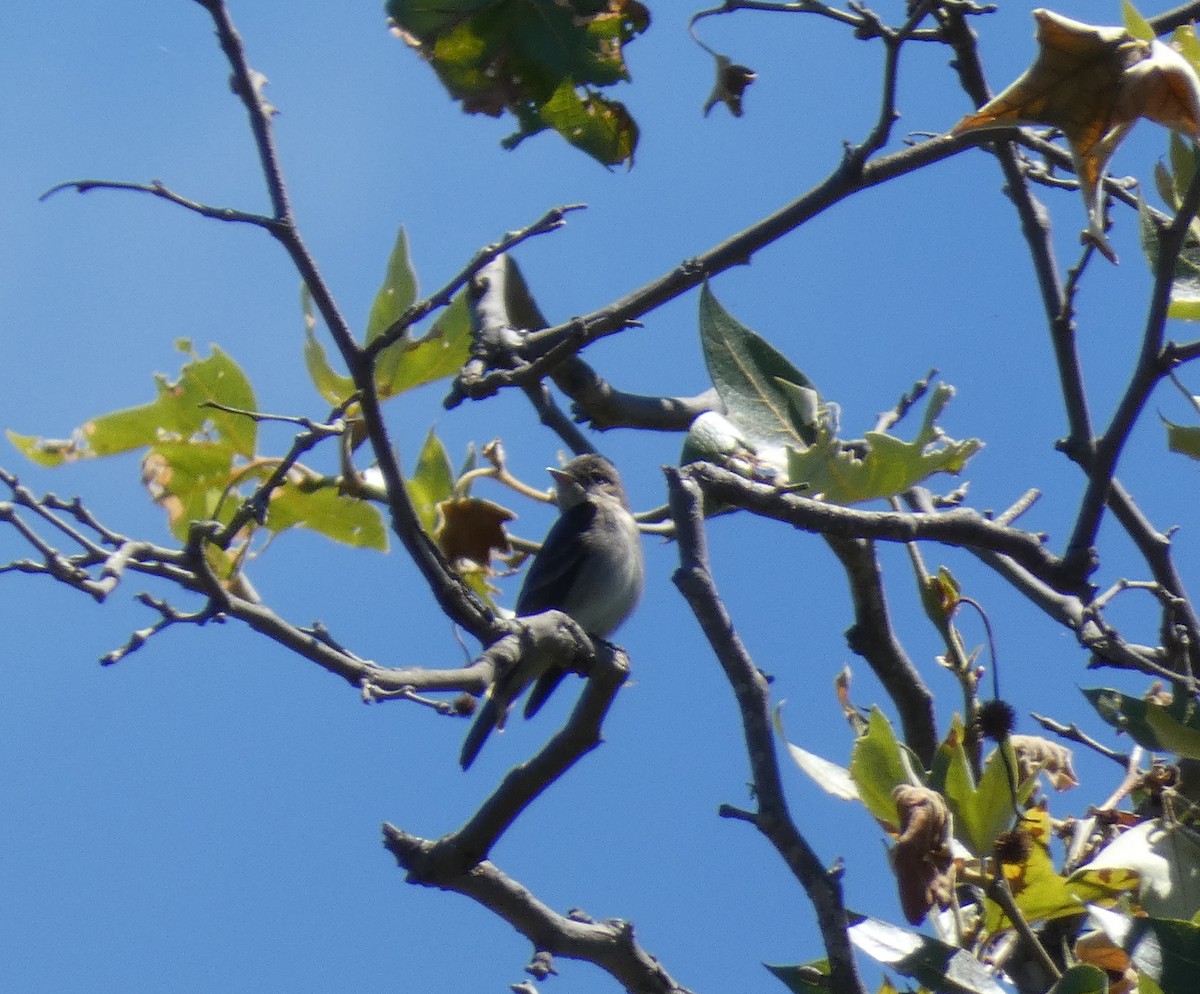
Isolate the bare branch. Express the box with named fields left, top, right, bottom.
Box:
left=552, top=357, right=721, bottom=432
left=825, top=535, right=937, bottom=766
left=383, top=826, right=693, bottom=994
left=39, top=179, right=281, bottom=231
left=666, top=466, right=866, bottom=994
left=685, top=462, right=1077, bottom=593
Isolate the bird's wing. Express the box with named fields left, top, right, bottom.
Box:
left=460, top=501, right=598, bottom=768
left=514, top=499, right=598, bottom=617
left=513, top=499, right=600, bottom=720
left=522, top=666, right=568, bottom=720
left=459, top=693, right=502, bottom=770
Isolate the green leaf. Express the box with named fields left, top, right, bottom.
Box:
left=377, top=291, right=472, bottom=399
left=699, top=282, right=818, bottom=454
left=928, top=715, right=980, bottom=850
left=386, top=0, right=649, bottom=167
left=1122, top=0, right=1155, bottom=42
left=764, top=960, right=832, bottom=994
left=786, top=384, right=981, bottom=505
left=1138, top=197, right=1200, bottom=320
left=9, top=344, right=257, bottom=465
left=1146, top=704, right=1200, bottom=760
left=847, top=913, right=1007, bottom=994
left=183, top=346, right=258, bottom=456
left=1170, top=131, right=1198, bottom=193
left=407, top=428, right=455, bottom=535
left=774, top=706, right=859, bottom=801
left=302, top=283, right=356, bottom=406
left=1163, top=415, right=1200, bottom=460
left=1081, top=686, right=1199, bottom=753
left=1046, top=964, right=1108, bottom=994
left=1155, top=160, right=1180, bottom=212
left=142, top=440, right=239, bottom=540
left=929, top=721, right=1033, bottom=855
left=365, top=226, right=419, bottom=345
left=849, top=707, right=918, bottom=828
left=266, top=482, right=388, bottom=550
left=505, top=80, right=638, bottom=166
left=1176, top=23, right=1200, bottom=75
left=5, top=431, right=76, bottom=467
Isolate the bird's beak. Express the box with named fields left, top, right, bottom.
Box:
left=548, top=466, right=586, bottom=507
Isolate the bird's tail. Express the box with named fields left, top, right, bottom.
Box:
left=460, top=695, right=504, bottom=770
left=523, top=667, right=567, bottom=720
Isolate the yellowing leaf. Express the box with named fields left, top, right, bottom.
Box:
left=986, top=809, right=1083, bottom=932
left=9, top=345, right=256, bottom=465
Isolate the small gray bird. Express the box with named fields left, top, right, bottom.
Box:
left=460, top=454, right=644, bottom=770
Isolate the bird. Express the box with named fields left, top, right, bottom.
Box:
left=459, top=454, right=644, bottom=770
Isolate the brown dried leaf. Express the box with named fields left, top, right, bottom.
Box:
left=891, top=785, right=954, bottom=925
left=434, top=496, right=514, bottom=569
left=1010, top=734, right=1080, bottom=791
left=952, top=9, right=1200, bottom=261
left=703, top=54, right=757, bottom=117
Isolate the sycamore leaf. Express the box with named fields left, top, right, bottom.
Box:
left=986, top=808, right=1084, bottom=931
left=141, top=441, right=238, bottom=539
left=365, top=226, right=419, bottom=346
left=505, top=79, right=639, bottom=166
left=1138, top=198, right=1200, bottom=319
left=849, top=707, right=919, bottom=830
left=376, top=291, right=473, bottom=399
left=1081, top=686, right=1200, bottom=753
left=699, top=282, right=819, bottom=459
left=764, top=960, right=832, bottom=994
left=266, top=481, right=388, bottom=551
left=892, top=785, right=954, bottom=924
left=847, top=914, right=1006, bottom=994
left=301, top=284, right=356, bottom=406
left=407, top=427, right=456, bottom=536
left=1079, top=819, right=1200, bottom=920
left=1164, top=414, right=1200, bottom=458
left=774, top=706, right=860, bottom=801
left=927, top=718, right=1037, bottom=856
left=1122, top=0, right=1154, bottom=44
left=785, top=384, right=981, bottom=505
left=434, top=496, right=515, bottom=568
left=386, top=0, right=649, bottom=167
left=8, top=344, right=256, bottom=467
left=1087, top=906, right=1200, bottom=991
left=1045, top=964, right=1108, bottom=994
left=952, top=9, right=1200, bottom=262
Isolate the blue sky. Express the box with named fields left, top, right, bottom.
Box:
left=3, top=3, right=1197, bottom=992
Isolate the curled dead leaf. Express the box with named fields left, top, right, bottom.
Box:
left=704, top=54, right=757, bottom=117
left=951, top=9, right=1200, bottom=262
left=891, top=784, right=954, bottom=924
left=1010, top=734, right=1079, bottom=791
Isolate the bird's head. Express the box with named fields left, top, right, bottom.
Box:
left=548, top=454, right=631, bottom=511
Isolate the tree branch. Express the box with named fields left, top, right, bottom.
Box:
left=383, top=826, right=693, bottom=994
left=666, top=466, right=866, bottom=994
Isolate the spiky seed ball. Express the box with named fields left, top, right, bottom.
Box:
left=978, top=698, right=1017, bottom=741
